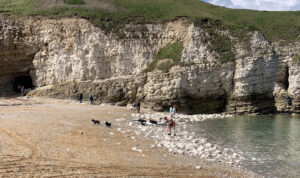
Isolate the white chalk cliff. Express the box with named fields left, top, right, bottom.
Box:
left=0, top=17, right=299, bottom=114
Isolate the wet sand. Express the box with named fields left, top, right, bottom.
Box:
left=0, top=97, right=253, bottom=177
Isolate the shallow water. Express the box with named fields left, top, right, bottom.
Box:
left=187, top=114, right=300, bottom=178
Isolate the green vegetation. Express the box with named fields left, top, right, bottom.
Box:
left=208, top=34, right=235, bottom=63
left=157, top=61, right=174, bottom=73
left=66, top=0, right=85, bottom=5
left=194, top=18, right=237, bottom=62
left=144, top=42, right=184, bottom=73
left=0, top=0, right=300, bottom=43
left=293, top=54, right=300, bottom=63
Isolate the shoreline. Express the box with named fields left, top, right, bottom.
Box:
left=0, top=97, right=260, bottom=177
left=126, top=110, right=260, bottom=177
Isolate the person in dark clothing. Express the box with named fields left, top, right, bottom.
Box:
left=79, top=93, right=83, bottom=103
left=89, top=94, right=94, bottom=105
left=136, top=101, right=141, bottom=113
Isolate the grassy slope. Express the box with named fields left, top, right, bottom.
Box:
left=144, top=42, right=184, bottom=73
left=0, top=0, right=300, bottom=43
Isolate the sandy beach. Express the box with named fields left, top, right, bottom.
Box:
left=0, top=97, right=256, bottom=177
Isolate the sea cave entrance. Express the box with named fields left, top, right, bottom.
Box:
left=13, top=74, right=34, bottom=93
left=0, top=44, right=39, bottom=96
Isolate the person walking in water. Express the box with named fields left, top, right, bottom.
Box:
left=164, top=116, right=176, bottom=136
left=89, top=94, right=94, bottom=105
left=79, top=93, right=83, bottom=103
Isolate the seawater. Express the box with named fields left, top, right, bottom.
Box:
left=187, top=114, right=300, bottom=178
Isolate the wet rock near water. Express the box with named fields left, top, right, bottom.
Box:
left=127, top=112, right=245, bottom=166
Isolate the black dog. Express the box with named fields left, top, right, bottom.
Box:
left=137, top=119, right=147, bottom=125
left=138, top=119, right=146, bottom=123
left=149, top=119, right=158, bottom=125
left=105, top=121, right=111, bottom=127
left=91, top=119, right=100, bottom=125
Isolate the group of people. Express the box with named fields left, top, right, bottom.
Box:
left=78, top=93, right=95, bottom=105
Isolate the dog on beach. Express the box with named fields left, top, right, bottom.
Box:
left=149, top=119, right=158, bottom=125
left=137, top=119, right=146, bottom=125
left=91, top=119, right=100, bottom=125
left=105, top=121, right=111, bottom=127
left=150, top=120, right=158, bottom=124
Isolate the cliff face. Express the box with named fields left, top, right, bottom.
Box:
left=0, top=17, right=299, bottom=114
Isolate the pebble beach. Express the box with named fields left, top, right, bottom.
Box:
left=0, top=97, right=259, bottom=177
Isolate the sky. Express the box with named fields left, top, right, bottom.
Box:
left=202, top=0, right=300, bottom=11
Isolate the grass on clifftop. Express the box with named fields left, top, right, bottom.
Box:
left=1, top=0, right=300, bottom=43
left=66, top=0, right=85, bottom=5
left=144, top=41, right=184, bottom=73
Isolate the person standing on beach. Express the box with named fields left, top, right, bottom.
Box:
left=132, top=101, right=137, bottom=111
left=136, top=101, right=141, bottom=113
left=164, top=117, right=176, bottom=136
left=20, top=85, right=24, bottom=96
left=89, top=94, right=94, bottom=105
left=18, top=84, right=21, bottom=93
left=169, top=106, right=173, bottom=115
left=79, top=93, right=83, bottom=103
left=171, top=106, right=176, bottom=118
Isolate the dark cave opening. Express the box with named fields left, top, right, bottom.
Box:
left=13, top=75, right=34, bottom=93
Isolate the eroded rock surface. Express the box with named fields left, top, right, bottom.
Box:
left=0, top=17, right=298, bottom=114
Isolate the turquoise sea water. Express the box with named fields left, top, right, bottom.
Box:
left=187, top=114, right=300, bottom=178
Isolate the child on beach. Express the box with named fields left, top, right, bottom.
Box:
left=164, top=117, right=176, bottom=136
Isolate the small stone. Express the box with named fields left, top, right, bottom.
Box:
left=196, top=166, right=202, bottom=169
